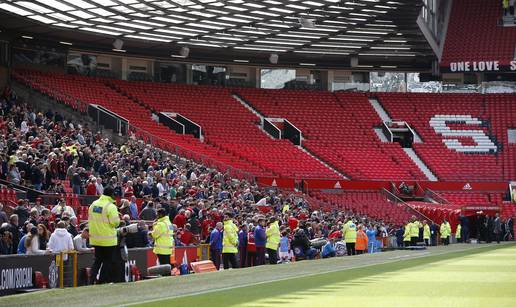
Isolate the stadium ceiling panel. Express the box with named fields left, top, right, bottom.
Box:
left=0, top=0, right=435, bottom=68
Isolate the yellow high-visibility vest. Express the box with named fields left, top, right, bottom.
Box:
left=266, top=221, right=280, bottom=250
left=152, top=216, right=174, bottom=255
left=88, top=195, right=120, bottom=247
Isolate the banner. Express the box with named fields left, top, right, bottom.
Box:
left=462, top=205, right=501, bottom=216
left=441, top=60, right=516, bottom=73
left=303, top=179, right=508, bottom=192
left=419, top=181, right=508, bottom=192
left=0, top=254, right=59, bottom=296
left=256, top=177, right=296, bottom=189
left=304, top=180, right=390, bottom=190
left=145, top=246, right=199, bottom=268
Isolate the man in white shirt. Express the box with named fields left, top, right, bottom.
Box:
left=95, top=178, right=104, bottom=196
left=156, top=178, right=168, bottom=197
left=51, top=199, right=76, bottom=218
left=73, top=228, right=92, bottom=252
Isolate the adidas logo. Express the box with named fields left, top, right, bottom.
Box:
left=334, top=181, right=342, bottom=189
left=271, top=179, right=277, bottom=187
left=463, top=183, right=472, bottom=190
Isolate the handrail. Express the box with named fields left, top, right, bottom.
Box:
left=90, top=104, right=130, bottom=124
left=88, top=104, right=129, bottom=136
left=425, top=188, right=450, bottom=204
left=381, top=188, right=435, bottom=223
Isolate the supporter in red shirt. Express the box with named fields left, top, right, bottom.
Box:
left=246, top=228, right=256, bottom=267
left=201, top=217, right=215, bottom=241
left=124, top=181, right=134, bottom=198
left=86, top=178, right=97, bottom=196
left=328, top=230, right=342, bottom=240
left=288, top=215, right=299, bottom=231
left=180, top=224, right=193, bottom=245
left=173, top=209, right=187, bottom=229
left=210, top=209, right=222, bottom=224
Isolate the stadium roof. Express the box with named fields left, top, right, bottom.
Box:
left=0, top=0, right=435, bottom=69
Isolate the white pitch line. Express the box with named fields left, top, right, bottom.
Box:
left=119, top=245, right=503, bottom=307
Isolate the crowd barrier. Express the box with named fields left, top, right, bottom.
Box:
left=0, top=244, right=210, bottom=296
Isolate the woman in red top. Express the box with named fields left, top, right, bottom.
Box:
left=246, top=227, right=256, bottom=267
left=86, top=179, right=97, bottom=195
left=180, top=224, right=193, bottom=245
left=173, top=210, right=187, bottom=229
left=124, top=181, right=134, bottom=198
left=201, top=218, right=215, bottom=242
left=288, top=215, right=299, bottom=231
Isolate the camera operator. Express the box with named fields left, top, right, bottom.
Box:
left=149, top=208, right=174, bottom=265
left=113, top=221, right=137, bottom=282
left=88, top=186, right=120, bottom=284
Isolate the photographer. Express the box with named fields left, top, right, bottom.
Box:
left=88, top=186, right=120, bottom=284
left=150, top=208, right=174, bottom=265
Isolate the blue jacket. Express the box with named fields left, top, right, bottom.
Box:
left=238, top=230, right=247, bottom=249
left=321, top=241, right=335, bottom=257
left=210, top=229, right=222, bottom=250
left=17, top=235, right=27, bottom=254
left=254, top=225, right=267, bottom=247
left=279, top=236, right=289, bottom=253
left=129, top=202, right=139, bottom=220
left=366, top=229, right=376, bottom=242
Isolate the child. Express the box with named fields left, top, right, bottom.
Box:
left=278, top=230, right=290, bottom=263
left=366, top=225, right=377, bottom=253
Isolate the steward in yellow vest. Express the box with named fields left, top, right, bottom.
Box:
left=440, top=220, right=450, bottom=245
left=266, top=218, right=280, bottom=264
left=403, top=223, right=411, bottom=247
left=151, top=208, right=174, bottom=265
left=343, top=219, right=357, bottom=255
left=88, top=187, right=120, bottom=284
left=423, top=220, right=431, bottom=246
left=222, top=213, right=239, bottom=269
left=409, top=217, right=420, bottom=246
left=455, top=224, right=462, bottom=243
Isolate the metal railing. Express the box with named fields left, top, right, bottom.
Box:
left=88, top=104, right=129, bottom=136
left=381, top=188, right=435, bottom=223
left=424, top=188, right=449, bottom=204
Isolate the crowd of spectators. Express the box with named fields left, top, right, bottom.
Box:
left=0, top=87, right=393, bottom=262
left=0, top=86, right=511, bottom=272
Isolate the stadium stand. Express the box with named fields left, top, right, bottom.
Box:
left=107, top=80, right=340, bottom=179
left=12, top=70, right=274, bottom=178
left=11, top=70, right=516, bottom=183
left=485, top=94, right=516, bottom=180
left=378, top=93, right=506, bottom=181
left=310, top=191, right=414, bottom=226
left=441, top=0, right=516, bottom=67
left=236, top=89, right=426, bottom=181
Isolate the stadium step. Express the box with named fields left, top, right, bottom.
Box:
left=403, top=148, right=438, bottom=181
left=233, top=93, right=346, bottom=178
left=297, top=146, right=348, bottom=179
left=368, top=97, right=392, bottom=122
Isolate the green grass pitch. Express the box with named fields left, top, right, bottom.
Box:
left=1, top=243, right=515, bottom=307
left=138, top=243, right=516, bottom=307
